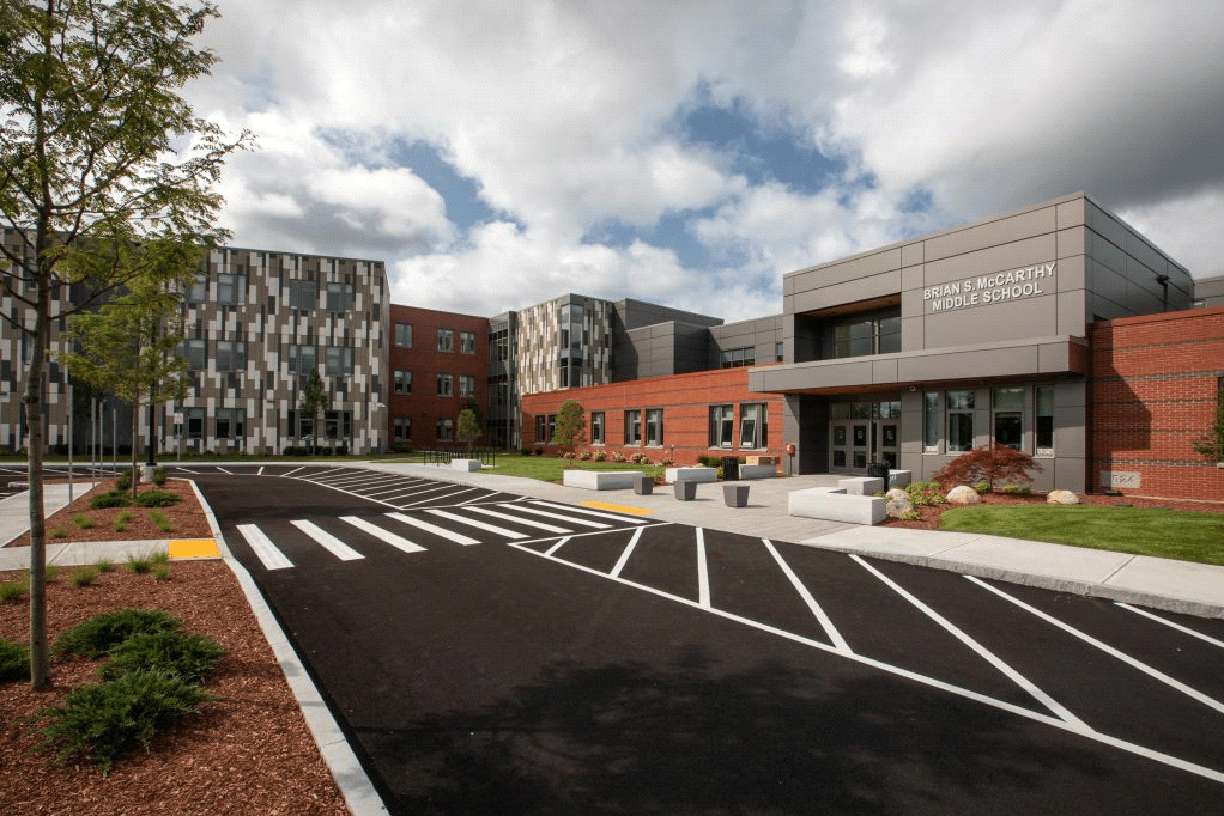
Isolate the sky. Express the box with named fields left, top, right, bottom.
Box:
left=185, top=0, right=1224, bottom=321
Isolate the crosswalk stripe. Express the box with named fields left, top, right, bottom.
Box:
left=385, top=512, right=481, bottom=545
left=610, top=527, right=644, bottom=578
left=529, top=499, right=649, bottom=524
left=512, top=505, right=611, bottom=529
left=421, top=509, right=527, bottom=539
left=341, top=516, right=426, bottom=554
left=237, top=523, right=293, bottom=570
left=463, top=505, right=569, bottom=533
left=290, top=519, right=365, bottom=561
left=401, top=486, right=479, bottom=506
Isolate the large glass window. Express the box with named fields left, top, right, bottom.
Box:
left=624, top=409, right=642, bottom=445
left=460, top=331, right=476, bottom=354
left=325, top=346, right=353, bottom=377
left=709, top=404, right=734, bottom=448
left=720, top=347, right=756, bottom=368
left=325, top=282, right=354, bottom=311
left=215, top=408, right=246, bottom=439
left=830, top=311, right=902, bottom=359
left=395, top=323, right=412, bottom=348
left=216, top=340, right=245, bottom=372
left=182, top=339, right=206, bottom=372
left=459, top=374, right=476, bottom=398
left=325, top=410, right=352, bottom=439
left=535, top=415, right=547, bottom=443
left=436, top=418, right=454, bottom=442
left=947, top=390, right=975, bottom=452
left=993, top=387, right=1025, bottom=450
left=437, top=328, right=454, bottom=352
left=739, top=403, right=768, bottom=449
left=646, top=408, right=663, bottom=446
left=1036, top=386, right=1055, bottom=457
left=185, top=273, right=208, bottom=304
left=590, top=411, right=604, bottom=444
left=186, top=407, right=205, bottom=439
left=288, top=345, right=316, bottom=376
left=436, top=373, right=453, bottom=396
left=216, top=273, right=246, bottom=305
left=393, top=370, right=412, bottom=394
left=289, top=280, right=317, bottom=311
left=393, top=417, right=412, bottom=440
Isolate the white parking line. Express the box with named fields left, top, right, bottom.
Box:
left=463, top=505, right=569, bottom=533
left=257, top=466, right=264, bottom=476
left=854, top=556, right=1087, bottom=729
left=610, top=527, right=644, bottom=579
left=529, top=500, right=650, bottom=524
left=341, top=516, right=426, bottom=554
left=401, top=487, right=479, bottom=506
left=513, top=505, right=611, bottom=529
left=290, top=519, right=365, bottom=561
left=969, top=577, right=1224, bottom=716
left=420, top=508, right=527, bottom=540
left=385, top=512, right=480, bottom=545
left=545, top=537, right=570, bottom=556
left=696, top=528, right=710, bottom=608
left=764, top=539, right=851, bottom=655
left=1115, top=602, right=1224, bottom=650
left=236, top=523, right=293, bottom=570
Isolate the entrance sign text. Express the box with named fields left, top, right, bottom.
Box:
left=924, top=262, right=1056, bottom=313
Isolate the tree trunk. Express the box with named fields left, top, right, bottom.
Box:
left=131, top=400, right=141, bottom=503
left=26, top=279, right=50, bottom=691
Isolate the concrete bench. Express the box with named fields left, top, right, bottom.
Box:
left=723, top=484, right=750, bottom=507
left=563, top=469, right=644, bottom=490
left=838, top=476, right=884, bottom=495
left=739, top=464, right=777, bottom=480
left=889, top=470, right=911, bottom=488
left=450, top=458, right=482, bottom=472
left=631, top=474, right=654, bottom=495
left=788, top=487, right=885, bottom=525
left=665, top=467, right=717, bottom=483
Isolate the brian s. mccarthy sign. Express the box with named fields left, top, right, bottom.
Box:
left=924, top=262, right=1056, bottom=313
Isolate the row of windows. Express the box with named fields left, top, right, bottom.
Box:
left=391, top=370, right=476, bottom=398
left=393, top=417, right=455, bottom=442
left=185, top=275, right=356, bottom=312
left=558, top=403, right=768, bottom=450
left=717, top=344, right=785, bottom=369
left=174, top=408, right=352, bottom=439
left=922, top=387, right=1055, bottom=456
left=393, top=323, right=477, bottom=353
left=180, top=341, right=353, bottom=376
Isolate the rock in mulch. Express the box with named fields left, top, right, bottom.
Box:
left=884, top=488, right=913, bottom=518
left=1047, top=489, right=1081, bottom=505
left=945, top=485, right=981, bottom=505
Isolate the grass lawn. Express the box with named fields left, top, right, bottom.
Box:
left=940, top=504, right=1224, bottom=566
left=479, top=456, right=664, bottom=483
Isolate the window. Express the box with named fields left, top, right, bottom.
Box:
left=185, top=273, right=207, bottom=304
left=436, top=418, right=454, bottom=442
left=548, top=414, right=557, bottom=442
left=437, top=328, right=454, bottom=352
left=393, top=417, right=412, bottom=440
left=719, top=346, right=756, bottom=368
left=395, top=323, right=412, bottom=348
left=739, top=403, right=768, bottom=449
left=325, top=282, right=354, bottom=311
left=993, top=387, right=1025, bottom=450
left=289, top=280, right=317, bottom=311
left=325, top=346, right=353, bottom=377
left=624, top=409, right=642, bottom=445
left=947, top=390, right=975, bottom=452
left=591, top=411, right=604, bottom=444
left=459, top=374, right=476, bottom=398
left=923, top=393, right=940, bottom=452
left=775, top=342, right=784, bottom=362
left=287, top=410, right=315, bottom=440
left=393, top=370, right=412, bottom=394
left=216, top=273, right=246, bottom=305
left=436, top=373, right=454, bottom=397
left=216, top=340, right=245, bottom=372
left=1036, top=386, right=1055, bottom=457
left=460, top=331, right=476, bottom=354
left=709, top=404, right=734, bottom=448
left=831, top=312, right=901, bottom=358
left=182, top=339, right=206, bottom=372
left=646, top=408, right=663, bottom=446
left=186, top=407, right=205, bottom=440
left=288, top=345, right=316, bottom=376
left=325, top=410, right=352, bottom=439
left=215, top=408, right=245, bottom=439
left=535, top=415, right=547, bottom=443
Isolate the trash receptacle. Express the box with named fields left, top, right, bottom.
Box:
left=721, top=456, right=739, bottom=481
left=866, top=461, right=889, bottom=491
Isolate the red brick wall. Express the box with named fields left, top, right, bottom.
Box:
left=387, top=304, right=488, bottom=448
left=520, top=367, right=785, bottom=466
left=1089, top=306, right=1224, bottom=501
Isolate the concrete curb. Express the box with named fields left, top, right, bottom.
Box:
left=186, top=480, right=390, bottom=816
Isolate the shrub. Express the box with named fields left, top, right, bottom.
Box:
left=932, top=442, right=1042, bottom=490
left=70, top=566, right=99, bottom=588
left=151, top=467, right=167, bottom=487
left=152, top=564, right=171, bottom=581
left=0, top=577, right=28, bottom=603
left=46, top=564, right=62, bottom=582
left=100, top=631, right=225, bottom=684
left=593, top=450, right=606, bottom=462
left=89, top=492, right=130, bottom=510
left=905, top=481, right=946, bottom=507
left=135, top=490, right=179, bottom=507
left=53, top=609, right=182, bottom=660
left=149, top=510, right=174, bottom=533
left=32, top=669, right=216, bottom=776
left=611, top=452, right=625, bottom=463
left=659, top=457, right=673, bottom=467
left=535, top=448, right=544, bottom=456
left=1, top=637, right=30, bottom=682
left=95, top=559, right=116, bottom=574
left=50, top=527, right=67, bottom=538
left=114, top=511, right=132, bottom=533
left=578, top=450, right=591, bottom=461
left=900, top=510, right=922, bottom=521
left=974, top=481, right=991, bottom=493
left=115, top=469, right=138, bottom=491
left=520, top=448, right=532, bottom=456
left=73, top=514, right=97, bottom=529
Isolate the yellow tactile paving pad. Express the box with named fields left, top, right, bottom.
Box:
left=168, top=539, right=221, bottom=560
left=578, top=501, right=653, bottom=516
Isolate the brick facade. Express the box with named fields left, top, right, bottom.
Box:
left=520, top=367, right=785, bottom=466
left=1089, top=306, right=1224, bottom=501
left=387, top=304, right=488, bottom=449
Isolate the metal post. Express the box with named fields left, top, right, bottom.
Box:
left=111, top=405, right=116, bottom=474
left=89, top=396, right=96, bottom=490
left=66, top=376, right=73, bottom=504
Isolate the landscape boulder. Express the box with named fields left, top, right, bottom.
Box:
left=1047, top=489, right=1081, bottom=505
left=945, top=485, right=981, bottom=505
left=884, top=488, right=913, bottom=518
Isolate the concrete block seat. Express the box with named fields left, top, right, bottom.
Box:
left=665, top=467, right=717, bottom=484
left=723, top=484, right=750, bottom=507
left=838, top=476, right=884, bottom=495
left=450, top=458, right=482, bottom=472
left=789, top=487, right=885, bottom=525
left=563, top=469, right=644, bottom=490
left=739, top=464, right=777, bottom=480
left=888, top=470, right=911, bottom=487
left=632, top=474, right=654, bottom=495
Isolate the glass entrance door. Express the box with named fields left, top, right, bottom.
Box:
left=831, top=421, right=871, bottom=472
left=829, top=397, right=902, bottom=474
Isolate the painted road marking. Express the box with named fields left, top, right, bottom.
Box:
left=854, top=556, right=1087, bottom=729
left=168, top=539, right=221, bottom=560
left=530, top=500, right=650, bottom=524
left=420, top=508, right=527, bottom=540
left=513, top=505, right=612, bottom=529
left=545, top=537, right=570, bottom=557
left=401, top=486, right=480, bottom=506
left=290, top=519, right=365, bottom=561
left=236, top=524, right=293, bottom=570
left=579, top=500, right=653, bottom=516
left=456, top=505, right=570, bottom=534
left=764, top=539, right=850, bottom=655
left=696, top=528, right=710, bottom=608
left=341, top=516, right=426, bottom=554
left=1115, top=602, right=1224, bottom=650
left=257, top=466, right=264, bottom=476
left=385, top=512, right=481, bottom=545
left=969, top=577, right=1224, bottom=716
left=609, top=527, right=644, bottom=578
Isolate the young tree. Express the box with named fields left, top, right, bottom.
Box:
left=0, top=0, right=250, bottom=690
left=932, top=442, right=1043, bottom=490
left=299, top=370, right=325, bottom=454
left=553, top=399, right=585, bottom=445
left=457, top=408, right=481, bottom=451
left=59, top=278, right=192, bottom=502
left=1192, top=384, right=1224, bottom=462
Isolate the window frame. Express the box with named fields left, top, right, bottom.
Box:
left=459, top=374, right=476, bottom=399
left=215, top=273, right=246, bottom=306
left=437, top=328, right=454, bottom=352
left=946, top=390, right=976, bottom=453
left=393, top=369, right=412, bottom=394
left=215, top=340, right=246, bottom=373
left=624, top=409, right=642, bottom=446
left=394, top=323, right=413, bottom=348
left=739, top=403, right=768, bottom=449
left=1035, top=385, right=1055, bottom=457
left=645, top=408, right=663, bottom=447
left=460, top=330, right=476, bottom=354
left=325, top=346, right=353, bottom=377
left=436, top=373, right=454, bottom=397
left=709, top=404, right=735, bottom=449
left=590, top=411, right=605, bottom=445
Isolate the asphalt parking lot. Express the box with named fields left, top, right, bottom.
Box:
left=190, top=466, right=1224, bottom=813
